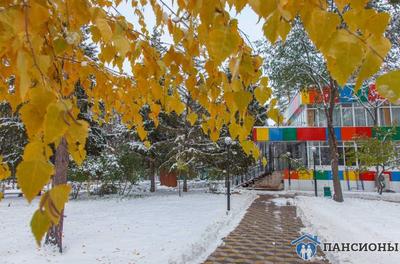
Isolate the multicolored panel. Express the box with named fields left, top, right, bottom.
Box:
left=253, top=127, right=398, bottom=142
left=282, top=170, right=399, bottom=182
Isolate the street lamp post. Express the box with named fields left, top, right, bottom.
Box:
left=225, top=137, right=232, bottom=212
left=311, top=146, right=318, bottom=197
left=286, top=152, right=291, bottom=189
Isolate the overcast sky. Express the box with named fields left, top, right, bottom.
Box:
left=116, top=2, right=265, bottom=45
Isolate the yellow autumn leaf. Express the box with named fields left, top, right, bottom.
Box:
left=262, top=157, right=267, bottom=167
left=248, top=0, right=276, bottom=18
left=187, top=112, right=198, bottom=126
left=23, top=140, right=52, bottom=162
left=95, top=18, right=113, bottom=43
left=240, top=140, right=260, bottom=159
left=302, top=10, right=340, bottom=51
left=17, top=50, right=32, bottom=100
left=376, top=71, right=400, bottom=103
left=206, top=21, right=241, bottom=64
left=325, top=30, right=364, bottom=86
left=263, top=10, right=285, bottom=44
left=44, top=102, right=69, bottom=144
left=65, top=120, right=89, bottom=165
left=234, top=91, right=252, bottom=113
left=355, top=36, right=391, bottom=89
left=31, top=209, right=52, bottom=246
left=20, top=86, right=56, bottom=139
left=0, top=157, right=10, bottom=180
left=268, top=108, right=283, bottom=124
left=113, top=35, right=130, bottom=57
left=43, top=184, right=71, bottom=224
left=254, top=86, right=272, bottom=105
left=17, top=160, right=54, bottom=203
left=136, top=125, right=147, bottom=141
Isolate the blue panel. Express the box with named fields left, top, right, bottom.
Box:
left=326, top=171, right=333, bottom=180
left=269, top=128, right=283, bottom=141
left=326, top=127, right=342, bottom=141
left=339, top=85, right=355, bottom=103
left=391, top=172, right=400, bottom=182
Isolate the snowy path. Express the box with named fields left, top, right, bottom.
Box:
left=0, top=191, right=256, bottom=264
left=297, top=196, right=400, bottom=264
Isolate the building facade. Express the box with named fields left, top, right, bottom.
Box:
left=253, top=84, right=400, bottom=192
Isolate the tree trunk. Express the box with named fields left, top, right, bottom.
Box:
left=183, top=175, right=188, bottom=192
left=326, top=82, right=344, bottom=202
left=45, top=137, right=69, bottom=252
left=150, top=160, right=156, bottom=192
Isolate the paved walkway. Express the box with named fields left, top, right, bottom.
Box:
left=204, top=195, right=329, bottom=264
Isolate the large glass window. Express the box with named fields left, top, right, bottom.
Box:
left=308, top=143, right=321, bottom=166
left=354, top=108, right=366, bottom=126
left=379, top=107, right=391, bottom=126
left=318, top=109, right=327, bottom=127
left=392, top=107, right=400, bottom=125
left=366, top=109, right=376, bottom=126
left=320, top=144, right=331, bottom=166
left=333, top=107, right=341, bottom=126
left=307, top=108, right=316, bottom=126
left=342, top=106, right=353, bottom=126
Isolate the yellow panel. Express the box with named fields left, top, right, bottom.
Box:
left=301, top=90, right=310, bottom=104
left=257, top=128, right=269, bottom=141
left=298, top=170, right=313, bottom=180
left=344, top=171, right=357, bottom=181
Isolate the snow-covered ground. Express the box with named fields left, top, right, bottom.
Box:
left=296, top=196, right=400, bottom=264
left=0, top=191, right=256, bottom=264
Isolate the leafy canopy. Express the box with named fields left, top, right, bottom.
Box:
left=0, top=0, right=397, bottom=244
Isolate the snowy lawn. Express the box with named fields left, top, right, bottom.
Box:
left=0, top=191, right=256, bottom=264
left=296, top=196, right=400, bottom=264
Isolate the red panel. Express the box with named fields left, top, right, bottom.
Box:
left=252, top=128, right=257, bottom=141
left=283, top=169, right=299, bottom=179
left=355, top=127, right=372, bottom=138
left=359, top=171, right=375, bottom=181
left=309, top=90, right=318, bottom=104
left=289, top=170, right=299, bottom=179
left=341, top=127, right=357, bottom=140
left=297, top=128, right=326, bottom=141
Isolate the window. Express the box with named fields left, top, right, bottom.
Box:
left=354, top=108, right=366, bottom=126
left=308, top=143, right=320, bottom=166
left=379, top=107, right=391, bottom=126
left=337, top=146, right=345, bottom=166
left=320, top=146, right=331, bottom=166
left=366, top=109, right=376, bottom=126
left=318, top=109, right=327, bottom=127
left=392, top=107, right=400, bottom=125
left=342, top=106, right=354, bottom=126
left=307, top=108, right=316, bottom=126
left=333, top=107, right=341, bottom=126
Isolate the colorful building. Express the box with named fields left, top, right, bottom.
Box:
left=253, top=84, right=400, bottom=192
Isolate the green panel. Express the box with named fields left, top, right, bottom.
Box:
left=394, top=127, right=400, bottom=140
left=315, top=170, right=328, bottom=180
left=373, top=127, right=400, bottom=140
left=282, top=128, right=297, bottom=141
left=372, top=127, right=391, bottom=140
